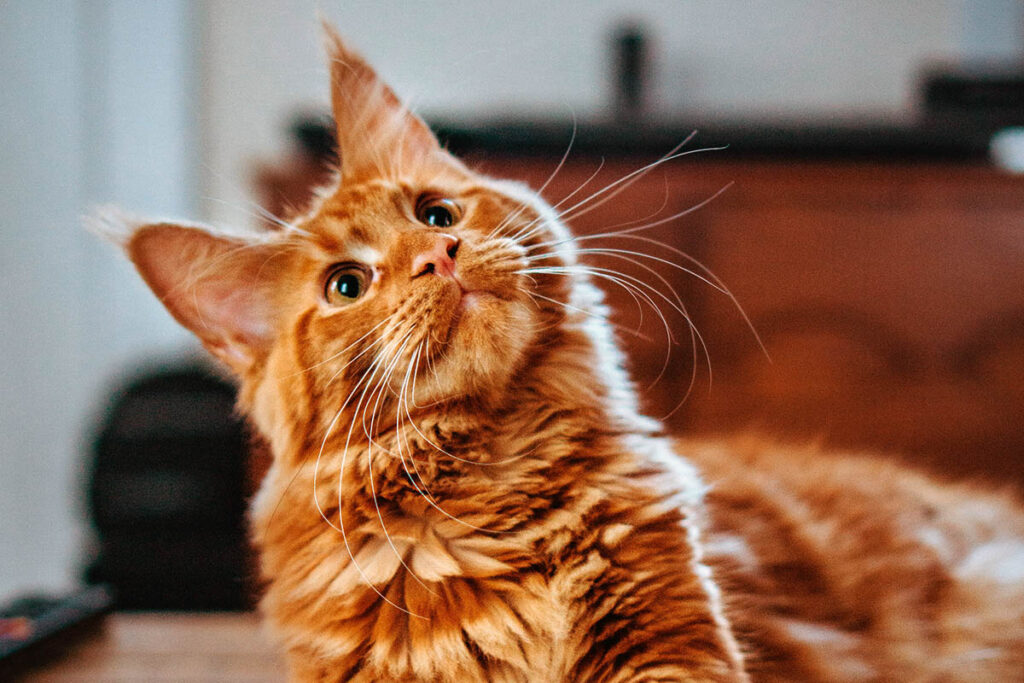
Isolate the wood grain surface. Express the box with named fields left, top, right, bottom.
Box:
left=22, top=612, right=286, bottom=682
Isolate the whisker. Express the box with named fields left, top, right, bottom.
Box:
left=362, top=336, right=439, bottom=597
left=508, top=157, right=607, bottom=244
left=557, top=140, right=721, bottom=224
left=525, top=264, right=715, bottom=415
left=404, top=345, right=531, bottom=469
left=526, top=290, right=658, bottom=343
left=488, top=116, right=578, bottom=241
left=331, top=329, right=427, bottom=618
left=532, top=223, right=768, bottom=360
left=527, top=266, right=674, bottom=354
left=527, top=245, right=725, bottom=393
left=519, top=169, right=674, bottom=247
left=576, top=248, right=693, bottom=384
left=398, top=345, right=492, bottom=529
left=286, top=314, right=397, bottom=378
left=205, top=196, right=315, bottom=235
left=513, top=140, right=722, bottom=246
left=522, top=264, right=711, bottom=385
left=526, top=247, right=727, bottom=296
left=532, top=182, right=734, bottom=253
left=523, top=266, right=680, bottom=323
left=261, top=322, right=396, bottom=544
left=313, top=340, right=396, bottom=534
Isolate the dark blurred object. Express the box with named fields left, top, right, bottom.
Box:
left=252, top=113, right=337, bottom=223
left=922, top=63, right=1024, bottom=131
left=85, top=363, right=251, bottom=610
left=292, top=112, right=337, bottom=164
left=612, top=23, right=649, bottom=123
left=0, top=585, right=112, bottom=677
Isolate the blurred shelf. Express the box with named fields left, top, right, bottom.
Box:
left=292, top=112, right=1005, bottom=164
left=432, top=116, right=995, bottom=162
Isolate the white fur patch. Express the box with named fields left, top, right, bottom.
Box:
left=956, top=538, right=1024, bottom=585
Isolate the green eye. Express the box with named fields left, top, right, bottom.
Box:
left=325, top=266, right=368, bottom=305
left=416, top=197, right=461, bottom=228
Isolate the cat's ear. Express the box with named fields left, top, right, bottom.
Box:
left=323, top=24, right=463, bottom=182
left=125, top=221, right=287, bottom=373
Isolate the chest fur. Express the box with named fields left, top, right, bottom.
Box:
left=250, top=425, right=738, bottom=681
left=256, top=468, right=625, bottom=681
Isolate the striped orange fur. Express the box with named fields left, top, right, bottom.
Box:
left=114, top=27, right=1023, bottom=681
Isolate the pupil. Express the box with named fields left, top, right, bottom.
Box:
left=336, top=274, right=360, bottom=298
left=424, top=206, right=453, bottom=227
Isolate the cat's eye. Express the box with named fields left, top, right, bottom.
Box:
left=324, top=265, right=369, bottom=305
left=415, top=197, right=461, bottom=228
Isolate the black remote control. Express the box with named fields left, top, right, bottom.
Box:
left=0, top=584, right=113, bottom=677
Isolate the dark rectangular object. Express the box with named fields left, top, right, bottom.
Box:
left=922, top=65, right=1024, bottom=128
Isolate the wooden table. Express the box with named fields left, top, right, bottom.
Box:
left=20, top=612, right=287, bottom=682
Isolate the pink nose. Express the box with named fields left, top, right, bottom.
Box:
left=410, top=234, right=460, bottom=279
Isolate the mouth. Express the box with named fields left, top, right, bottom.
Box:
left=437, top=278, right=503, bottom=343
left=448, top=270, right=499, bottom=310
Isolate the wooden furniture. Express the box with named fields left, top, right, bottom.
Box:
left=255, top=150, right=1024, bottom=485
left=20, top=613, right=285, bottom=682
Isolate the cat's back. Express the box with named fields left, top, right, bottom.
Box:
left=682, top=438, right=1024, bottom=682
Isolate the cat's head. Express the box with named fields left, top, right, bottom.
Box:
left=115, top=28, right=584, bottom=442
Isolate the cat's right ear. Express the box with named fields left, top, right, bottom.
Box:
left=117, top=219, right=287, bottom=374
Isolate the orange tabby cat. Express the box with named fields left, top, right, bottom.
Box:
left=107, top=28, right=1023, bottom=681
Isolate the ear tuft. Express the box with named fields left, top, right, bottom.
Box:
left=84, top=205, right=145, bottom=247
left=320, top=19, right=358, bottom=74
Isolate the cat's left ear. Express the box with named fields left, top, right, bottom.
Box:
left=123, top=221, right=289, bottom=374
left=323, top=23, right=465, bottom=183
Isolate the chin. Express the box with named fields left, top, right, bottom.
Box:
left=419, top=295, right=535, bottom=405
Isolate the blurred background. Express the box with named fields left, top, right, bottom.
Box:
left=2, top=0, right=1023, bottom=609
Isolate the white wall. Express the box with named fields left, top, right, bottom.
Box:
left=0, top=0, right=197, bottom=597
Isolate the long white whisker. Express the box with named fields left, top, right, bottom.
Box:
left=488, top=116, right=578, bottom=241
left=523, top=266, right=682, bottom=323
left=405, top=345, right=529, bottom=469
left=530, top=219, right=768, bottom=359
left=508, top=157, right=607, bottom=244
left=400, top=345, right=493, bottom=527
left=514, top=140, right=720, bottom=247
left=362, top=335, right=440, bottom=598
left=315, top=327, right=426, bottom=618
left=525, top=265, right=715, bottom=412
left=526, top=247, right=728, bottom=296
left=310, top=323, right=413, bottom=533
left=558, top=140, right=720, bottom=223
left=526, top=290, right=657, bottom=343
left=287, top=314, right=397, bottom=378
left=512, top=138, right=695, bottom=245
left=534, top=183, right=734, bottom=253
left=527, top=266, right=676, bottom=359
left=518, top=168, right=674, bottom=248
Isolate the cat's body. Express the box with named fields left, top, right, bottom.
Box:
left=248, top=318, right=745, bottom=681
left=692, top=439, right=1024, bottom=680
left=111, top=27, right=1024, bottom=681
